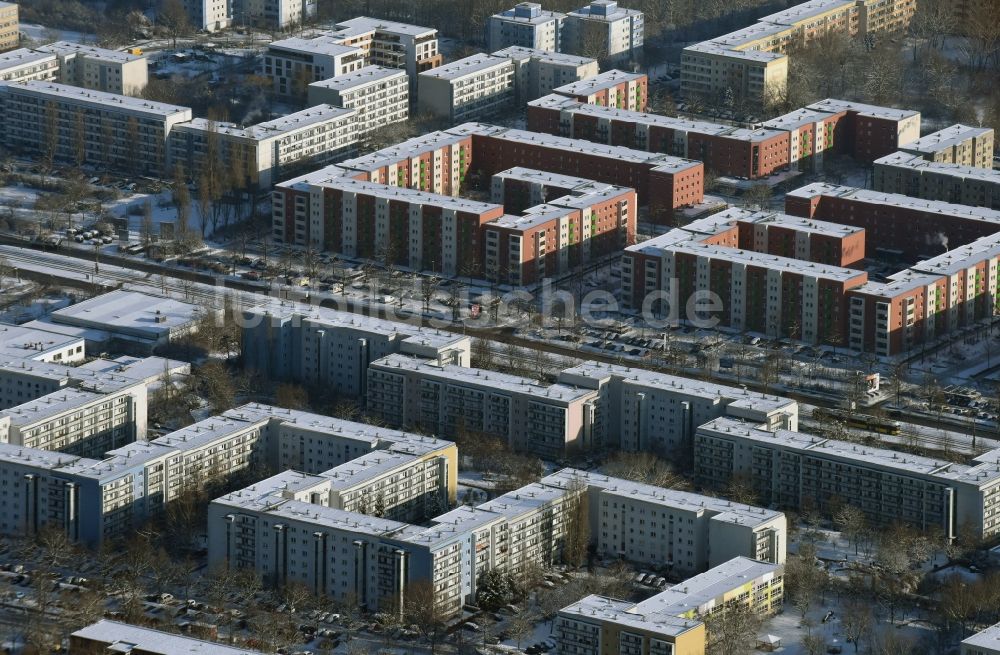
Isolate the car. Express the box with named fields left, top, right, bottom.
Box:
left=462, top=622, right=480, bottom=632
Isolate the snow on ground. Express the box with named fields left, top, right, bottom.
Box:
left=19, top=23, right=96, bottom=45
left=0, top=184, right=45, bottom=207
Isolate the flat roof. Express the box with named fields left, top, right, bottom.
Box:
left=0, top=357, right=149, bottom=395
left=242, top=298, right=468, bottom=352
left=322, top=450, right=420, bottom=491
left=493, top=166, right=607, bottom=190
left=787, top=182, right=1000, bottom=223
left=542, top=468, right=783, bottom=527
left=741, top=210, right=864, bottom=237
left=151, top=415, right=266, bottom=453
left=487, top=126, right=701, bottom=169
left=912, top=233, right=1000, bottom=277
left=492, top=46, right=594, bottom=67
left=37, top=41, right=144, bottom=63
left=559, top=594, right=700, bottom=637
left=900, top=124, right=993, bottom=154
left=51, top=290, right=203, bottom=337
left=763, top=107, right=839, bottom=130
left=477, top=481, right=573, bottom=520
left=312, top=177, right=501, bottom=214
left=2, top=388, right=108, bottom=426
left=60, top=439, right=178, bottom=480
left=2, top=81, right=190, bottom=118
left=552, top=69, right=644, bottom=95
left=333, top=16, right=437, bottom=38
left=420, top=54, right=512, bottom=81
left=699, top=417, right=1000, bottom=488
left=875, top=151, right=1000, bottom=184
left=177, top=104, right=355, bottom=141
left=0, top=322, right=83, bottom=360
left=962, top=623, right=1000, bottom=651
left=77, top=355, right=189, bottom=384
left=307, top=65, right=407, bottom=92
left=491, top=6, right=566, bottom=25
left=0, top=48, right=57, bottom=70
left=490, top=208, right=573, bottom=231
left=0, top=442, right=95, bottom=472
left=372, top=353, right=597, bottom=403
left=761, top=0, right=856, bottom=27
left=851, top=269, right=943, bottom=298
left=806, top=98, right=919, bottom=122
left=568, top=1, right=643, bottom=21
left=665, top=239, right=867, bottom=282
left=636, top=557, right=780, bottom=616
left=558, top=361, right=796, bottom=416
left=268, top=35, right=361, bottom=58
left=531, top=94, right=791, bottom=143
left=72, top=620, right=268, bottom=655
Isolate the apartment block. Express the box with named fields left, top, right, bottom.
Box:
left=492, top=46, right=598, bottom=104
left=529, top=94, right=789, bottom=179
left=557, top=361, right=799, bottom=454
left=304, top=177, right=503, bottom=275
left=184, top=0, right=233, bottom=31
left=330, top=17, right=442, bottom=84
left=307, top=65, right=408, bottom=138
left=262, top=36, right=365, bottom=97
left=785, top=183, right=1000, bottom=260
left=272, top=131, right=474, bottom=246
left=544, top=468, right=786, bottom=573
left=0, top=402, right=455, bottom=546
left=555, top=557, right=783, bottom=655
left=467, top=125, right=704, bottom=218
left=484, top=179, right=637, bottom=285
left=71, top=621, right=267, bottom=655
left=564, top=1, right=643, bottom=64
left=0, top=1, right=17, bottom=53
left=681, top=0, right=915, bottom=103
left=963, top=623, right=1000, bottom=655
left=552, top=69, right=648, bottom=111
left=0, top=323, right=86, bottom=364
left=900, top=124, right=994, bottom=168
left=874, top=152, right=1000, bottom=210
left=367, top=354, right=600, bottom=459
left=36, top=42, right=148, bottom=96
left=622, top=209, right=869, bottom=342
left=240, top=299, right=471, bottom=395
left=696, top=417, right=1000, bottom=540
left=417, top=55, right=516, bottom=123
left=0, top=81, right=192, bottom=177
left=169, top=104, right=357, bottom=189
left=489, top=3, right=566, bottom=52
left=803, top=98, right=920, bottom=162
left=0, top=49, right=59, bottom=84
left=238, top=0, right=316, bottom=29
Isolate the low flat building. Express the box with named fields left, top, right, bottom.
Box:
left=71, top=620, right=268, bottom=654
left=307, top=65, right=408, bottom=138
left=874, top=151, right=1000, bottom=210
left=900, top=124, right=994, bottom=168
left=50, top=290, right=209, bottom=350
left=36, top=41, right=148, bottom=96
left=964, top=623, right=1000, bottom=655
left=417, top=54, right=516, bottom=123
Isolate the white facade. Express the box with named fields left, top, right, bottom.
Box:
left=0, top=49, right=58, bottom=84
left=307, top=66, right=408, bottom=138
left=565, top=0, right=643, bottom=63
left=489, top=3, right=566, bottom=52
left=417, top=55, right=515, bottom=122
left=36, top=42, right=148, bottom=96
left=184, top=0, right=233, bottom=31
left=263, top=36, right=365, bottom=96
